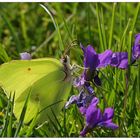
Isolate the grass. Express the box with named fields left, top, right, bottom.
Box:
left=0, top=2, right=140, bottom=137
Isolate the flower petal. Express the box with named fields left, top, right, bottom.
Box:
left=73, top=75, right=85, bottom=87
left=79, top=106, right=87, bottom=115
left=78, top=92, right=94, bottom=108
left=97, top=50, right=113, bottom=68
left=85, top=97, right=101, bottom=127
left=87, top=108, right=101, bottom=126
left=134, top=33, right=140, bottom=46
left=81, top=44, right=99, bottom=70
left=80, top=126, right=89, bottom=137
left=102, top=107, right=114, bottom=121
left=90, top=97, right=99, bottom=106
left=99, top=119, right=118, bottom=130
left=80, top=103, right=101, bottom=137
left=132, top=34, right=140, bottom=60
left=65, top=95, right=78, bottom=109
left=132, top=45, right=140, bottom=61
left=85, top=85, right=94, bottom=94
left=110, top=52, right=128, bottom=69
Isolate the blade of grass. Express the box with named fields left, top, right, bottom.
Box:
left=119, top=3, right=123, bottom=37
left=128, top=31, right=133, bottom=65
left=128, top=77, right=137, bottom=127
left=40, top=4, right=64, bottom=52
left=0, top=44, right=10, bottom=62
left=62, top=16, right=73, bottom=42
left=7, top=93, right=15, bottom=137
left=1, top=13, right=21, bottom=52
left=124, top=3, right=127, bottom=31
left=123, top=31, right=133, bottom=116
left=47, top=110, right=62, bottom=137
left=108, top=3, right=116, bottom=49
left=61, top=12, right=73, bottom=42
left=25, top=108, right=39, bottom=137
left=14, top=92, right=30, bottom=137
left=122, top=70, right=129, bottom=119
left=31, top=14, right=74, bottom=57
left=1, top=93, right=11, bottom=137
left=98, top=69, right=116, bottom=92
left=95, top=3, right=104, bottom=51
left=62, top=108, right=68, bottom=137
left=0, top=89, right=9, bottom=104
left=131, top=3, right=140, bottom=33
left=20, top=10, right=30, bottom=49
left=87, top=3, right=92, bottom=44
left=39, top=100, right=63, bottom=115
left=100, top=7, right=107, bottom=50
left=119, top=18, right=131, bottom=51
left=35, top=127, right=49, bottom=137
left=50, top=108, right=64, bottom=134
left=100, top=3, right=123, bottom=19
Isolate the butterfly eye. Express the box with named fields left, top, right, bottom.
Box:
left=61, top=55, right=70, bottom=65
left=63, top=56, right=68, bottom=63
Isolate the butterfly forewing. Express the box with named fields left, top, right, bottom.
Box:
left=0, top=58, right=64, bottom=100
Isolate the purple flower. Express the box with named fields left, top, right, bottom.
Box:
left=81, top=44, right=113, bottom=82
left=75, top=44, right=129, bottom=89
left=75, top=44, right=115, bottom=88
left=81, top=44, right=113, bottom=70
left=110, top=52, right=128, bottom=69
left=132, top=33, right=140, bottom=61
left=73, top=75, right=85, bottom=87
left=81, top=44, right=129, bottom=70
left=65, top=94, right=118, bottom=137
left=80, top=97, right=118, bottom=137
left=65, top=89, right=94, bottom=110
left=20, top=52, right=31, bottom=60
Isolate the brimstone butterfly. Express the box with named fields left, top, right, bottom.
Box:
left=0, top=55, right=72, bottom=124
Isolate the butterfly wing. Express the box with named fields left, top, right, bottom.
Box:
left=0, top=58, right=72, bottom=123
left=0, top=58, right=63, bottom=99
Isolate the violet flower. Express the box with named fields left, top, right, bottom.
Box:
left=81, top=44, right=113, bottom=86
left=20, top=52, right=31, bottom=60
left=80, top=97, right=118, bottom=137
left=75, top=44, right=128, bottom=89
left=81, top=44, right=129, bottom=71
left=65, top=89, right=94, bottom=112
left=65, top=93, right=118, bottom=136
left=132, top=33, right=140, bottom=61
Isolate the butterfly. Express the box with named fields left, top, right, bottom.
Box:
left=0, top=54, right=73, bottom=124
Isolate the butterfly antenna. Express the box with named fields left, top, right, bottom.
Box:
left=63, top=39, right=78, bottom=57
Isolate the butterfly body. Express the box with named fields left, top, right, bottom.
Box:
left=0, top=57, right=72, bottom=123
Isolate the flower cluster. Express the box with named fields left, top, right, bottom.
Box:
left=19, top=34, right=140, bottom=137
left=65, top=33, right=140, bottom=136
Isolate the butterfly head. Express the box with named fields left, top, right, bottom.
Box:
left=61, top=55, right=70, bottom=65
